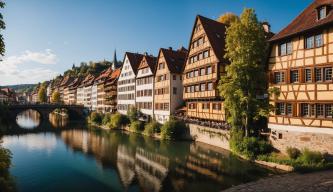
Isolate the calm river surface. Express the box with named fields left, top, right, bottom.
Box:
left=0, top=110, right=277, bottom=192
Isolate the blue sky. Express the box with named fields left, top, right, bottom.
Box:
left=0, top=0, right=312, bottom=85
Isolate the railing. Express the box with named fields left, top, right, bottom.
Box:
left=174, top=114, right=230, bottom=130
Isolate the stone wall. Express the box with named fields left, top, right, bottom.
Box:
left=270, top=127, right=333, bottom=154
left=185, top=123, right=230, bottom=150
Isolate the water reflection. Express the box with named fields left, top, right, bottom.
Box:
left=16, top=109, right=41, bottom=129
left=60, top=129, right=275, bottom=192
left=49, top=113, right=68, bottom=128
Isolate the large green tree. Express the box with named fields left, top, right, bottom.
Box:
left=0, top=1, right=4, bottom=57
left=51, top=91, right=61, bottom=103
left=217, top=12, right=239, bottom=25
left=218, top=8, right=268, bottom=137
left=38, top=87, right=47, bottom=103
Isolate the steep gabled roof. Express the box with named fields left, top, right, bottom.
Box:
left=196, top=15, right=228, bottom=63
left=270, top=0, right=333, bottom=42
left=95, top=67, right=113, bottom=82
left=124, top=52, right=144, bottom=75
left=138, top=54, right=157, bottom=72
left=156, top=47, right=188, bottom=74
left=81, top=74, right=95, bottom=87
left=68, top=77, right=83, bottom=89
left=60, top=75, right=74, bottom=87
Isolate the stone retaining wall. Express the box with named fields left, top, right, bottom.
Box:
left=184, top=123, right=230, bottom=150
left=270, top=125, right=333, bottom=154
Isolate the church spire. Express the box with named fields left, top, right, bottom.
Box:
left=112, top=49, right=118, bottom=70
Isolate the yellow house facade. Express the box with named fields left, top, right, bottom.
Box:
left=268, top=0, right=333, bottom=153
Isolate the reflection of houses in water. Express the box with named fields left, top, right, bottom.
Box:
left=49, top=113, right=68, bottom=128
left=116, top=144, right=135, bottom=190
left=174, top=143, right=228, bottom=183
left=60, top=129, right=118, bottom=167
left=135, top=147, right=169, bottom=192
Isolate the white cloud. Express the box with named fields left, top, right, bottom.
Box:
left=2, top=49, right=57, bottom=67
left=0, top=49, right=59, bottom=85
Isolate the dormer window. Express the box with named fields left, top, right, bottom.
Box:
left=318, top=6, right=328, bottom=20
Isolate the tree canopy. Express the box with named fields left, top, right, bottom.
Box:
left=218, top=8, right=268, bottom=136
left=217, top=12, right=239, bottom=25
left=38, top=86, right=47, bottom=103
left=51, top=91, right=61, bottom=103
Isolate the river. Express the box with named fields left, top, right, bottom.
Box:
left=0, top=110, right=278, bottom=192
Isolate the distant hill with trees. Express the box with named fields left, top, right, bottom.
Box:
left=3, top=84, right=36, bottom=93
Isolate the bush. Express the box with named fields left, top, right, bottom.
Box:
left=130, top=120, right=144, bottom=133
left=143, top=120, right=161, bottom=136
left=286, top=147, right=301, bottom=159
left=89, top=112, right=103, bottom=125
left=297, top=148, right=324, bottom=165
left=102, top=113, right=112, bottom=125
left=161, top=117, right=187, bottom=140
left=109, top=113, right=128, bottom=129
left=230, top=129, right=273, bottom=159
left=127, top=106, right=139, bottom=123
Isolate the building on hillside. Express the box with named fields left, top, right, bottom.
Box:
left=0, top=88, right=16, bottom=104
left=47, top=81, right=53, bottom=102
left=117, top=52, right=144, bottom=115
left=104, top=68, right=121, bottom=113
left=136, top=53, right=157, bottom=121
left=182, top=15, right=228, bottom=128
left=154, top=47, right=188, bottom=124
left=267, top=0, right=333, bottom=154
left=95, top=67, right=113, bottom=112
left=67, top=77, right=82, bottom=105
left=76, top=79, right=86, bottom=105
left=91, top=81, right=98, bottom=111
left=49, top=76, right=63, bottom=102
left=59, top=75, right=74, bottom=103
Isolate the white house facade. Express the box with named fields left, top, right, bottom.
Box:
left=117, top=52, right=144, bottom=115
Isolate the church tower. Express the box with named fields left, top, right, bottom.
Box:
left=112, top=49, right=118, bottom=70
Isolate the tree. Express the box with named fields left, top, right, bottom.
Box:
left=217, top=12, right=239, bottom=25
left=38, top=87, right=47, bottom=103
left=51, top=91, right=61, bottom=103
left=0, top=1, right=5, bottom=56
left=218, top=8, right=268, bottom=137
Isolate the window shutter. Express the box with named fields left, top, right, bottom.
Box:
left=292, top=103, right=297, bottom=117
left=269, top=72, right=274, bottom=84
left=286, top=69, right=291, bottom=83
left=299, top=68, right=304, bottom=83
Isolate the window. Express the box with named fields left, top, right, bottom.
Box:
left=324, top=67, right=332, bottom=81
left=194, top=70, right=199, bottom=77
left=315, top=68, right=322, bottom=82
left=203, top=50, right=210, bottom=58
left=315, top=34, right=323, bottom=47
left=207, top=82, right=213, bottom=91
left=316, top=104, right=324, bottom=117
left=173, top=75, right=176, bottom=80
left=306, top=36, right=314, bottom=49
left=158, top=63, right=165, bottom=70
left=276, top=103, right=285, bottom=115
left=173, top=87, right=177, bottom=94
left=280, top=43, right=286, bottom=56
left=200, top=68, right=205, bottom=76
left=279, top=42, right=292, bottom=56
left=198, top=52, right=203, bottom=60
left=202, top=103, right=210, bottom=110
left=207, top=66, right=212, bottom=74
left=200, top=83, right=206, bottom=91
left=286, top=103, right=293, bottom=116
left=325, top=104, right=332, bottom=118
left=318, top=6, right=327, bottom=20
left=305, top=69, right=312, bottom=82
left=301, top=103, right=309, bottom=116
left=310, top=104, right=316, bottom=117
left=291, top=70, right=299, bottom=83
left=274, top=72, right=285, bottom=83
left=195, top=85, right=200, bottom=92
left=287, top=42, right=293, bottom=54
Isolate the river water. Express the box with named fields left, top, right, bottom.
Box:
left=0, top=110, right=277, bottom=192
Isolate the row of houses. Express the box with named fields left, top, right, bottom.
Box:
left=41, top=0, right=333, bottom=152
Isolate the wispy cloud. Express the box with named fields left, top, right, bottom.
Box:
left=2, top=49, right=57, bottom=66
left=0, top=49, right=59, bottom=85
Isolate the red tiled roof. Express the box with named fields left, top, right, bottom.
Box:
left=156, top=47, right=188, bottom=74
left=68, top=77, right=82, bottom=89
left=197, top=15, right=229, bottom=64
left=270, top=0, right=333, bottom=42
left=95, top=67, right=113, bottom=81
left=125, top=52, right=144, bottom=75
left=60, top=75, right=74, bottom=87
left=138, top=54, right=157, bottom=72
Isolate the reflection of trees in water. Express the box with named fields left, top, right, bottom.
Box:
left=60, top=129, right=273, bottom=192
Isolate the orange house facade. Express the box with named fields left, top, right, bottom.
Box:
left=182, top=15, right=228, bottom=124
left=268, top=0, right=333, bottom=153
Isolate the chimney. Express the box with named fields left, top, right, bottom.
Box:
left=144, top=52, right=148, bottom=56
left=262, top=22, right=271, bottom=33
left=168, top=47, right=172, bottom=50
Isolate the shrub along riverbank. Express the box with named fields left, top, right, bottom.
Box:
left=87, top=109, right=187, bottom=140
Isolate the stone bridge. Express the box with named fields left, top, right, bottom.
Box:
left=8, top=104, right=88, bottom=122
